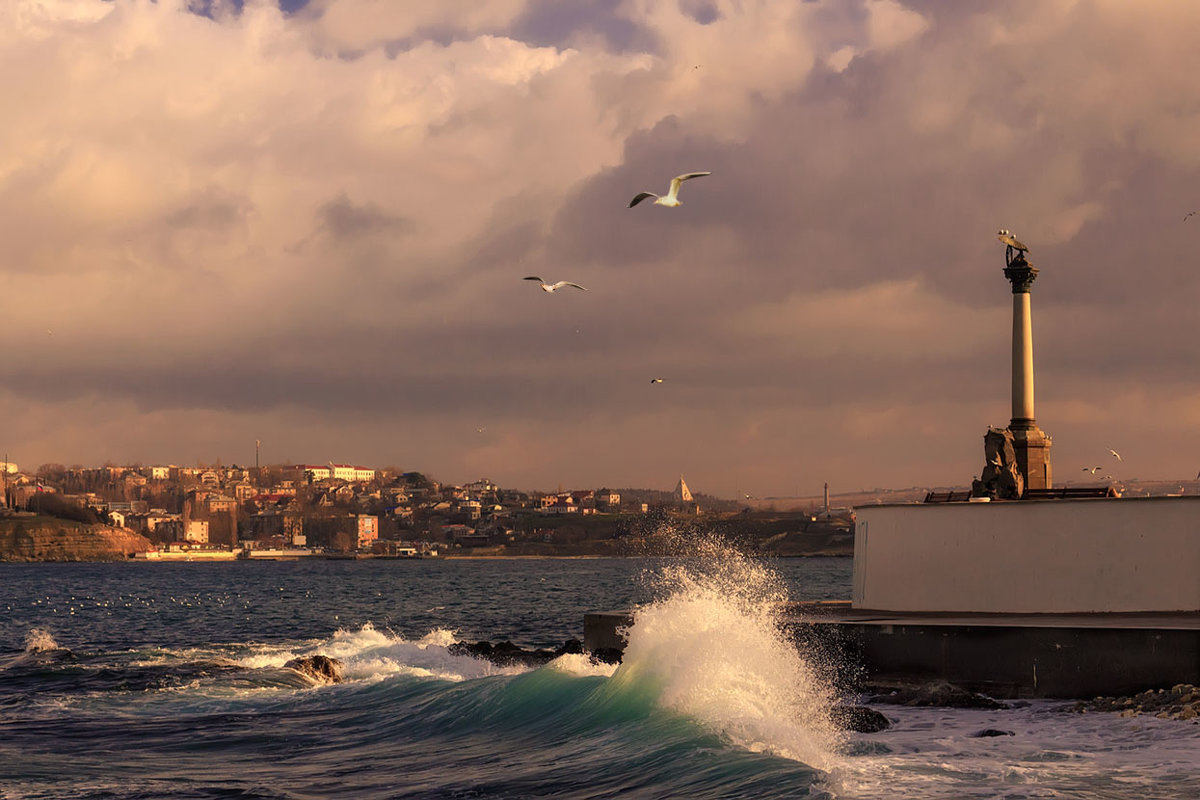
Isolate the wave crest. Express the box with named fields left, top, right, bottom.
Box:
left=617, top=532, right=844, bottom=770
left=25, top=628, right=61, bottom=653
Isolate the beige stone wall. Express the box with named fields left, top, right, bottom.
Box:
left=854, top=496, right=1200, bottom=613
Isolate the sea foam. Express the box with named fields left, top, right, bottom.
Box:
left=25, top=627, right=61, bottom=652
left=613, top=533, right=844, bottom=771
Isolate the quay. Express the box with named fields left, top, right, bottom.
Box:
left=584, top=602, right=1200, bottom=699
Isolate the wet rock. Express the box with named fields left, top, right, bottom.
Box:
left=831, top=705, right=892, bottom=733
left=448, top=638, right=585, bottom=667
left=588, top=647, right=624, bottom=665
left=867, top=681, right=1009, bottom=710
left=284, top=655, right=343, bottom=684
left=971, top=729, right=1015, bottom=737
left=1060, top=683, right=1199, bottom=721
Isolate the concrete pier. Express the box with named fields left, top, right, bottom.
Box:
left=583, top=603, right=1200, bottom=699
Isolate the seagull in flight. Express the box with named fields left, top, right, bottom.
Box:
left=1082, top=466, right=1103, bottom=474
left=1185, top=211, right=1196, bottom=221
left=524, top=276, right=586, bottom=293
left=628, top=172, right=711, bottom=208
left=650, top=378, right=664, bottom=384
left=1108, top=448, right=1122, bottom=462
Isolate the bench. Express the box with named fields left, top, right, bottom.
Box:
left=1023, top=486, right=1119, bottom=500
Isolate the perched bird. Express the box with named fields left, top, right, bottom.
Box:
left=997, top=229, right=1029, bottom=251
left=1108, top=448, right=1122, bottom=462
left=628, top=172, right=711, bottom=208
left=524, top=276, right=586, bottom=293
left=650, top=378, right=664, bottom=384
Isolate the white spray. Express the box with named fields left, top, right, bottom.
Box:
left=613, top=533, right=844, bottom=771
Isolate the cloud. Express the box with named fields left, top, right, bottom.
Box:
left=3, top=0, right=1200, bottom=495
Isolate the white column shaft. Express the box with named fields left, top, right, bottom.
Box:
left=1011, top=292, right=1035, bottom=421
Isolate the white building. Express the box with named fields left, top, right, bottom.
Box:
left=185, top=519, right=210, bottom=544
left=295, top=465, right=332, bottom=481
left=332, top=464, right=376, bottom=482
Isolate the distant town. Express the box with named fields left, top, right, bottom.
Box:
left=4, top=459, right=1192, bottom=562
left=0, top=460, right=858, bottom=560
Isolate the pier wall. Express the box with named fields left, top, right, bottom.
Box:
left=854, top=496, right=1200, bottom=613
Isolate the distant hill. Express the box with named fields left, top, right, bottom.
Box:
left=0, top=515, right=152, bottom=562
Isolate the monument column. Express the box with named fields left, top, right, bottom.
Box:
left=1003, top=249, right=1052, bottom=492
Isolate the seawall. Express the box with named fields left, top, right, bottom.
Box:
left=582, top=603, right=1200, bottom=699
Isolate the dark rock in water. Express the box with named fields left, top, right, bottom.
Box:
left=972, top=728, right=1015, bottom=738
left=284, top=655, right=343, bottom=684
left=1059, top=683, right=1200, bottom=721
left=588, top=647, right=624, bottom=665
left=831, top=705, right=892, bottom=733
left=867, top=681, right=1009, bottom=710
left=448, top=638, right=586, bottom=667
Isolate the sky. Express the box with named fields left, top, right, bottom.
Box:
left=3, top=0, right=1200, bottom=498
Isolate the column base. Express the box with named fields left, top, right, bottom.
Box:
left=1009, top=421, right=1052, bottom=492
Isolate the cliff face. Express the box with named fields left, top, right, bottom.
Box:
left=0, top=517, right=153, bottom=562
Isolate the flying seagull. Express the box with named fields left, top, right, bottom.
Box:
left=997, top=229, right=1029, bottom=251
left=1185, top=211, right=1196, bottom=221
left=628, top=172, right=711, bottom=208
left=524, top=276, right=586, bottom=293
left=1082, top=466, right=1103, bottom=474
left=650, top=378, right=664, bottom=384
left=1108, top=448, right=1122, bottom=462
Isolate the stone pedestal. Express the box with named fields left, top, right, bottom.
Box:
left=1010, top=420, right=1052, bottom=491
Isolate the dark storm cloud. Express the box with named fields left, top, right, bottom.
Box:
left=317, top=194, right=414, bottom=239
left=510, top=0, right=660, bottom=54
left=163, top=193, right=253, bottom=231
left=8, top=0, right=1200, bottom=491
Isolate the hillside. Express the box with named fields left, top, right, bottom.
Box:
left=0, top=515, right=153, bottom=562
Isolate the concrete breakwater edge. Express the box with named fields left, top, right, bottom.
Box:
left=584, top=602, right=1200, bottom=701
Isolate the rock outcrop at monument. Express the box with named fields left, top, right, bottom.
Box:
left=971, top=427, right=1024, bottom=500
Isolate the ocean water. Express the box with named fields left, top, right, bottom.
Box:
left=1, top=550, right=1197, bottom=799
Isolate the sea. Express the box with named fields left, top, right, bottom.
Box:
left=2, top=545, right=1197, bottom=799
